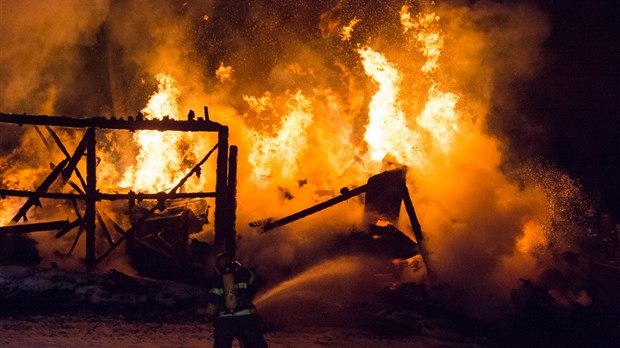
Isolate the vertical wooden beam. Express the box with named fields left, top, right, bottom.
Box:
left=85, top=128, right=97, bottom=271
left=225, top=145, right=238, bottom=258
left=214, top=126, right=229, bottom=254
left=401, top=183, right=432, bottom=279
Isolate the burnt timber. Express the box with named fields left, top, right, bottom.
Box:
left=0, top=109, right=238, bottom=271
left=255, top=168, right=431, bottom=276
left=0, top=111, right=226, bottom=132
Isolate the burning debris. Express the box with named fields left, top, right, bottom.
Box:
left=0, top=109, right=237, bottom=281
left=251, top=167, right=428, bottom=273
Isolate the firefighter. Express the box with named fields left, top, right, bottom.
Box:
left=206, top=253, right=268, bottom=348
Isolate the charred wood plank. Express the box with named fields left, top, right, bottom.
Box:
left=401, top=183, right=432, bottom=279
left=401, top=183, right=423, bottom=243
left=0, top=189, right=216, bottom=201
left=0, top=112, right=225, bottom=132
left=61, top=130, right=88, bottom=182
left=169, top=142, right=219, bottom=194
left=0, top=189, right=85, bottom=200
left=98, top=209, right=126, bottom=236
left=45, top=126, right=89, bottom=191
left=214, top=126, right=229, bottom=252
left=54, top=218, right=83, bottom=238
left=68, top=181, right=85, bottom=195
left=0, top=220, right=70, bottom=234
left=10, top=158, right=69, bottom=223
left=33, top=125, right=52, bottom=151
left=85, top=127, right=96, bottom=271
left=226, top=145, right=238, bottom=257
left=93, top=228, right=133, bottom=268
left=98, top=191, right=218, bottom=201
left=67, top=225, right=84, bottom=255
left=97, top=211, right=115, bottom=246
left=261, top=184, right=368, bottom=232
left=45, top=126, right=71, bottom=158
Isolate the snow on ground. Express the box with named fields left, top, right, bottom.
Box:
left=0, top=265, right=495, bottom=347
left=3, top=264, right=618, bottom=347
left=0, top=314, right=477, bottom=348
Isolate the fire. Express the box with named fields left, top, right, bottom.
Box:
left=215, top=62, right=234, bottom=83
left=119, top=73, right=186, bottom=192
left=517, top=221, right=548, bottom=254
left=243, top=92, right=273, bottom=114
left=403, top=6, right=444, bottom=74
left=340, top=17, right=361, bottom=41
left=417, top=84, right=459, bottom=152
left=246, top=91, right=313, bottom=186
left=1, top=0, right=583, bottom=311
left=358, top=46, right=425, bottom=168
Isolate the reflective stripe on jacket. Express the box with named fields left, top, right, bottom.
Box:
left=207, top=264, right=256, bottom=318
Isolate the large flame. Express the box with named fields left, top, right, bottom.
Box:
left=246, top=91, right=313, bottom=186
left=119, top=73, right=184, bottom=192
left=358, top=46, right=425, bottom=167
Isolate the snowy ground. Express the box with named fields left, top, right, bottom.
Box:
left=1, top=265, right=618, bottom=347
left=0, top=314, right=481, bottom=348
left=0, top=265, right=497, bottom=347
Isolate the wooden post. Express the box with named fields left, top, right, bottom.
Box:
left=214, top=126, right=229, bottom=254
left=85, top=127, right=97, bottom=271
left=226, top=145, right=238, bottom=257
left=401, top=183, right=432, bottom=279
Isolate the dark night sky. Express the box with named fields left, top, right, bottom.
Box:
left=516, top=1, right=619, bottom=217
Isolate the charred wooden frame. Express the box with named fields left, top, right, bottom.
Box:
left=256, top=168, right=431, bottom=277
left=0, top=109, right=238, bottom=271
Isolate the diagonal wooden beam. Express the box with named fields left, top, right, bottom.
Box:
left=45, top=126, right=71, bottom=158
left=54, top=218, right=83, bottom=238
left=10, top=158, right=69, bottom=223
left=67, top=225, right=84, bottom=255
left=169, top=142, right=218, bottom=194
left=96, top=211, right=114, bottom=246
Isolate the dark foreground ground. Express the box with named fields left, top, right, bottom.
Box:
left=1, top=265, right=618, bottom=347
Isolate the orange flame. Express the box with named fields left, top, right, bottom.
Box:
left=215, top=62, right=234, bottom=83
left=340, top=17, right=361, bottom=41
left=246, top=91, right=313, bottom=186
left=358, top=46, right=425, bottom=168
left=119, top=73, right=185, bottom=192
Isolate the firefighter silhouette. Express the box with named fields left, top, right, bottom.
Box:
left=206, top=253, right=268, bottom=348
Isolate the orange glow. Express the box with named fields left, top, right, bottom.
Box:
left=215, top=62, right=234, bottom=83
left=358, top=46, right=425, bottom=168
left=417, top=84, right=460, bottom=152
left=119, top=73, right=185, bottom=192
left=401, top=5, right=443, bottom=74
left=1, top=1, right=582, bottom=310
left=340, top=17, right=360, bottom=41
left=516, top=221, right=547, bottom=254
left=246, top=91, right=313, bottom=186
left=243, top=92, right=273, bottom=114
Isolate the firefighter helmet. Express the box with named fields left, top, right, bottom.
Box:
left=215, top=253, right=232, bottom=274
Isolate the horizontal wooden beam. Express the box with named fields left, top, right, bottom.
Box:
left=1, top=189, right=217, bottom=201
left=0, top=113, right=225, bottom=132
left=0, top=220, right=70, bottom=234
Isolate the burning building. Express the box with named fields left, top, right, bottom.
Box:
left=0, top=0, right=605, bottom=323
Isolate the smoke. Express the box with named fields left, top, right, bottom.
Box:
left=254, top=255, right=392, bottom=328
left=0, top=0, right=595, bottom=322
left=0, top=0, right=110, bottom=114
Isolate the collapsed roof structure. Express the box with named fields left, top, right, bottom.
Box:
left=0, top=109, right=238, bottom=274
